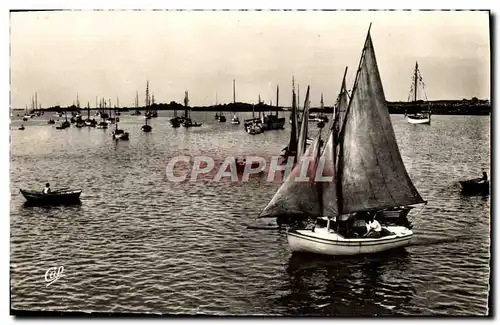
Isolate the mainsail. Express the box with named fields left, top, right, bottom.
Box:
left=258, top=26, right=424, bottom=221
left=337, top=31, right=425, bottom=214
left=259, top=133, right=322, bottom=219
left=296, top=86, right=311, bottom=158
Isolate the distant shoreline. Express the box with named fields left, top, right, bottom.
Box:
left=13, top=99, right=491, bottom=116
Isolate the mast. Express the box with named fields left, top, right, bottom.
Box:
left=276, top=85, right=279, bottom=116
left=288, top=76, right=298, bottom=159
left=233, top=79, right=236, bottom=103
left=145, top=80, right=150, bottom=113
left=414, top=61, right=418, bottom=102
left=320, top=92, right=324, bottom=117
left=35, top=92, right=38, bottom=112
left=184, top=91, right=189, bottom=119
left=87, top=101, right=90, bottom=119
left=297, top=84, right=300, bottom=112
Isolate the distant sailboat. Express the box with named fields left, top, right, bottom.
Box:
left=131, top=91, right=141, bottom=116
left=182, top=91, right=202, bottom=128
left=406, top=62, right=431, bottom=124
left=150, top=93, right=158, bottom=118
left=96, top=99, right=108, bottom=129
left=231, top=80, right=240, bottom=125
left=144, top=81, right=153, bottom=119
left=258, top=26, right=426, bottom=256
left=112, top=117, right=130, bottom=140
left=246, top=103, right=263, bottom=135
left=84, top=102, right=97, bottom=127
left=215, top=92, right=226, bottom=122
left=141, top=84, right=153, bottom=132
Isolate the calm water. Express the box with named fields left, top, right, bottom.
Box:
left=10, top=111, right=490, bottom=316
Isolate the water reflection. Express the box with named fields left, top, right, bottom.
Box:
left=277, top=249, right=414, bottom=316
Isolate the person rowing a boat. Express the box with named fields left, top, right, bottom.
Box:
left=478, top=171, right=488, bottom=184
left=42, top=183, right=51, bottom=194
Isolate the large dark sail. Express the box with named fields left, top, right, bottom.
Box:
left=338, top=32, right=425, bottom=214
left=259, top=133, right=322, bottom=219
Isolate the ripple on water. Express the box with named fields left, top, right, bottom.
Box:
left=10, top=114, right=490, bottom=315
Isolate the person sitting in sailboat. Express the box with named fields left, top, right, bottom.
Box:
left=42, top=183, right=51, bottom=194
left=364, top=217, right=382, bottom=238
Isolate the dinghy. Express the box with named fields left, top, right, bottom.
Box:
left=20, top=188, right=82, bottom=205
left=459, top=172, right=489, bottom=196
left=258, top=25, right=426, bottom=256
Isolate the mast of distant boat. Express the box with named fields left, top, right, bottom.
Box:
left=414, top=61, right=418, bottom=102
left=276, top=85, right=279, bottom=116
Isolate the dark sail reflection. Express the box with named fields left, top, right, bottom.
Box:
left=275, top=250, right=415, bottom=316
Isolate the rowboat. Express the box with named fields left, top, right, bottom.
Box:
left=20, top=189, right=82, bottom=205
left=459, top=173, right=489, bottom=195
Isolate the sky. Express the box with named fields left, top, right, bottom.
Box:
left=10, top=10, right=490, bottom=108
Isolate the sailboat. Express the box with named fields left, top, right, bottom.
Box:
left=106, top=99, right=116, bottom=124
left=182, top=91, right=202, bottom=128
left=112, top=118, right=130, bottom=140
left=246, top=103, right=263, bottom=135
left=150, top=93, right=158, bottom=118
left=406, top=62, right=431, bottom=124
left=212, top=91, right=226, bottom=122
left=55, top=108, right=71, bottom=129
left=141, top=95, right=153, bottom=133
left=258, top=26, right=426, bottom=256
left=170, top=104, right=183, bottom=128
left=131, top=91, right=141, bottom=116
left=96, top=99, right=109, bottom=129
left=84, top=102, right=97, bottom=127
left=230, top=80, right=240, bottom=125
left=144, top=81, right=152, bottom=120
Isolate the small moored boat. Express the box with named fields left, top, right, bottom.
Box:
left=459, top=172, right=489, bottom=196
left=20, top=189, right=82, bottom=205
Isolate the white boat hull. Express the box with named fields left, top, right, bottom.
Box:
left=287, top=226, right=413, bottom=256
left=406, top=116, right=431, bottom=124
